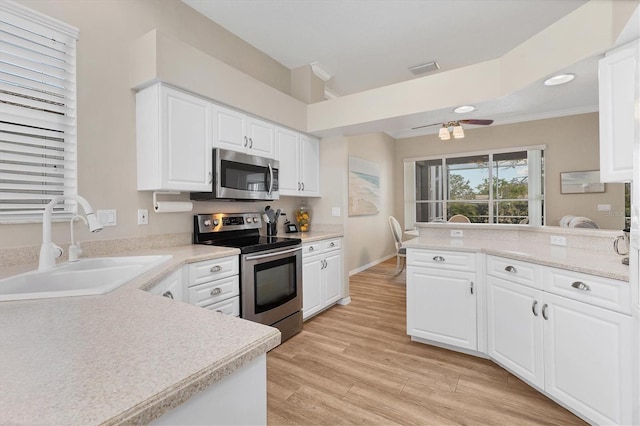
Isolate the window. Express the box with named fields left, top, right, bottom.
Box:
left=404, top=147, right=544, bottom=227
left=0, top=1, right=79, bottom=223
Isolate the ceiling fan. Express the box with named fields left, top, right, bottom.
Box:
left=412, top=119, right=494, bottom=140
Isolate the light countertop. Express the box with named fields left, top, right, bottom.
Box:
left=404, top=237, right=629, bottom=282
left=282, top=230, right=343, bottom=243
left=0, top=244, right=281, bottom=425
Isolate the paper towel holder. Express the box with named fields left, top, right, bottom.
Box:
left=153, top=191, right=193, bottom=213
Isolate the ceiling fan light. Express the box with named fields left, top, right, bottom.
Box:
left=438, top=126, right=450, bottom=140
left=453, top=125, right=464, bottom=139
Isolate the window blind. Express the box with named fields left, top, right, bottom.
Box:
left=0, top=1, right=79, bottom=223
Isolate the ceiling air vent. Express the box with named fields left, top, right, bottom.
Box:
left=409, top=61, right=440, bottom=75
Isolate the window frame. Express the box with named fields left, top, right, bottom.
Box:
left=404, top=145, right=546, bottom=228
left=0, top=0, right=80, bottom=224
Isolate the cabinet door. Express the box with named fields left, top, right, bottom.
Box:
left=246, top=117, right=274, bottom=158
left=275, top=127, right=300, bottom=195
left=487, top=276, right=544, bottom=389
left=300, top=135, right=320, bottom=196
left=323, top=249, right=342, bottom=306
left=302, top=255, right=323, bottom=320
left=214, top=105, right=246, bottom=152
left=407, top=266, right=477, bottom=350
left=149, top=269, right=183, bottom=302
left=598, top=40, right=638, bottom=182
left=543, top=292, right=633, bottom=425
left=162, top=87, right=212, bottom=191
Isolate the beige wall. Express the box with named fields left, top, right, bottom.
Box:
left=394, top=113, right=626, bottom=230
left=0, top=0, right=297, bottom=250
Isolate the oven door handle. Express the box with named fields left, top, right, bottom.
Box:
left=244, top=246, right=301, bottom=261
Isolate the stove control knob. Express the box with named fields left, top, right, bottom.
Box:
left=203, top=219, right=211, bottom=227
left=252, top=217, right=259, bottom=223
left=213, top=219, right=219, bottom=226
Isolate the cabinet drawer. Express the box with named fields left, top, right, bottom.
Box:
left=487, top=256, right=542, bottom=289
left=204, top=296, right=240, bottom=317
left=323, top=238, right=341, bottom=252
left=302, top=242, right=322, bottom=257
left=543, top=267, right=631, bottom=314
left=188, top=275, right=239, bottom=307
left=187, top=256, right=238, bottom=286
left=407, top=249, right=475, bottom=272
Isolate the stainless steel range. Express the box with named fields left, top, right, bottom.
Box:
left=193, top=213, right=303, bottom=341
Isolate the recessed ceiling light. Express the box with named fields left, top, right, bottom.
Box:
left=544, top=73, right=575, bottom=86
left=454, top=105, right=475, bottom=114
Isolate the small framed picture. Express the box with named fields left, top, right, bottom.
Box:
left=286, top=224, right=298, bottom=233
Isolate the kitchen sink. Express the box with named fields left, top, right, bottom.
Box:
left=0, top=255, right=173, bottom=302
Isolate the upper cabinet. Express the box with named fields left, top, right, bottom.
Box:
left=213, top=104, right=275, bottom=159
left=136, top=84, right=213, bottom=191
left=276, top=127, right=320, bottom=197
left=598, top=39, right=639, bottom=183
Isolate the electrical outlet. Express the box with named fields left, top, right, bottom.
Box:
left=450, top=230, right=463, bottom=238
left=597, top=204, right=611, bottom=212
left=331, top=207, right=341, bottom=217
left=550, top=235, right=566, bottom=246
left=97, top=209, right=117, bottom=227
left=137, top=209, right=149, bottom=225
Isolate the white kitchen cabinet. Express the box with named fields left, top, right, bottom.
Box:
left=148, top=269, right=184, bottom=302
left=487, top=275, right=544, bottom=389
left=302, top=238, right=342, bottom=320
left=136, top=83, right=213, bottom=191
left=543, top=291, right=633, bottom=425
left=276, top=127, right=320, bottom=197
left=598, top=39, right=639, bottom=183
left=406, top=249, right=477, bottom=351
left=213, top=104, right=274, bottom=158
left=185, top=256, right=240, bottom=317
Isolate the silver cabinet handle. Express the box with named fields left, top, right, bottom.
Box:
left=267, top=163, right=274, bottom=195
left=249, top=138, right=253, bottom=148
left=470, top=281, right=474, bottom=295
left=208, top=171, right=213, bottom=184
left=301, top=182, right=305, bottom=191
left=162, top=291, right=174, bottom=299
left=210, top=287, right=222, bottom=296
left=330, top=242, right=335, bottom=247
left=532, top=300, right=538, bottom=316
left=308, top=246, right=314, bottom=252
left=243, top=136, right=248, bottom=147
left=433, top=256, right=445, bottom=262
left=298, top=182, right=301, bottom=190
left=210, top=265, right=222, bottom=273
left=571, top=281, right=591, bottom=292
left=505, top=265, right=517, bottom=273
left=542, top=303, right=548, bottom=320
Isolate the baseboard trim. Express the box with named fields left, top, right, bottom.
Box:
left=349, top=253, right=396, bottom=276
left=337, top=297, right=351, bottom=305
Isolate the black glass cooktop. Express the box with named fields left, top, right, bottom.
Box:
left=197, top=235, right=301, bottom=254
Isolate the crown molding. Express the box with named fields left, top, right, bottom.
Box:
left=310, top=61, right=333, bottom=82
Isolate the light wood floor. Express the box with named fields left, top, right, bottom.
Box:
left=267, top=257, right=586, bottom=425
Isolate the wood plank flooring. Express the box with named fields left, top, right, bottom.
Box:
left=266, top=258, right=586, bottom=425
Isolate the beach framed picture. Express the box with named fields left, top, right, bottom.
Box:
left=349, top=157, right=380, bottom=216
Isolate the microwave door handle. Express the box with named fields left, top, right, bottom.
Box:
left=267, top=163, right=274, bottom=195
left=245, top=246, right=301, bottom=261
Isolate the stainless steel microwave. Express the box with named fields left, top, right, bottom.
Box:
left=190, top=148, right=279, bottom=201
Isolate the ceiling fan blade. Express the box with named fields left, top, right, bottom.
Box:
left=459, top=119, right=494, bottom=125
left=411, top=122, right=442, bottom=130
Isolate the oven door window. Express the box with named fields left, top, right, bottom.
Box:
left=254, top=255, right=296, bottom=313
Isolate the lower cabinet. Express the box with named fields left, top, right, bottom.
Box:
left=406, top=249, right=477, bottom=351
left=487, top=256, right=634, bottom=425
left=148, top=269, right=184, bottom=302
left=302, top=238, right=342, bottom=320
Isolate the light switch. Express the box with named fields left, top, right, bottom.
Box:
left=331, top=207, right=341, bottom=217
left=597, top=204, right=611, bottom=212
left=97, top=209, right=117, bottom=227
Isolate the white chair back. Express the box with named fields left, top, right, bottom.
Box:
left=388, top=216, right=403, bottom=251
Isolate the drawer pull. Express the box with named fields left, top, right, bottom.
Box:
left=309, top=246, right=314, bottom=252
left=470, top=281, right=474, bottom=295
left=531, top=300, right=538, bottom=316
left=210, top=265, right=222, bottom=273
left=505, top=265, right=517, bottom=273
left=162, top=291, right=174, bottom=299
left=210, top=287, right=222, bottom=296
left=571, top=281, right=591, bottom=292
left=542, top=303, right=549, bottom=320
left=433, top=256, right=445, bottom=262
left=330, top=242, right=335, bottom=247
